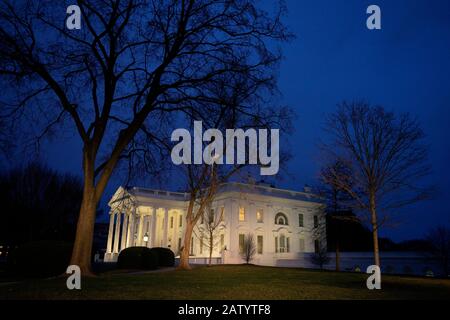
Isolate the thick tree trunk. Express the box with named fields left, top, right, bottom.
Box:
left=69, top=150, right=102, bottom=276
left=70, top=183, right=98, bottom=276
left=178, top=220, right=194, bottom=270
left=369, top=194, right=381, bottom=267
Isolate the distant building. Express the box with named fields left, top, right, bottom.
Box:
left=103, top=182, right=326, bottom=266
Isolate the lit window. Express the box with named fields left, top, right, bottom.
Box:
left=275, top=212, right=288, bottom=225
left=298, top=213, right=304, bottom=227
left=239, top=207, right=245, bottom=222
left=257, top=235, right=263, bottom=254
left=256, top=209, right=263, bottom=223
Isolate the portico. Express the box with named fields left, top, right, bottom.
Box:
left=104, top=187, right=187, bottom=262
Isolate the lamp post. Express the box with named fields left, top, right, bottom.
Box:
left=143, top=233, right=149, bottom=247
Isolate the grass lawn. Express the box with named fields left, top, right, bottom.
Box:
left=0, top=265, right=449, bottom=300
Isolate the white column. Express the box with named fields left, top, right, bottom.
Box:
left=136, top=212, right=144, bottom=246
left=181, top=210, right=186, bottom=251
left=163, top=208, right=169, bottom=247
left=120, top=213, right=129, bottom=251
left=126, top=213, right=134, bottom=247
left=106, top=212, right=115, bottom=253
left=226, top=200, right=234, bottom=254
left=151, top=207, right=157, bottom=247
left=173, top=211, right=179, bottom=252
left=113, top=213, right=121, bottom=253
left=143, top=215, right=150, bottom=247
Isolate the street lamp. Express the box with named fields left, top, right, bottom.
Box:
left=143, top=232, right=149, bottom=245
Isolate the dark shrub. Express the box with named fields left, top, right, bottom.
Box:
left=151, top=247, right=175, bottom=267
left=8, top=241, right=72, bottom=278
left=117, top=247, right=158, bottom=270
left=142, top=250, right=159, bottom=269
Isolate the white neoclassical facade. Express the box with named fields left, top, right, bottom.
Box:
left=104, top=182, right=326, bottom=266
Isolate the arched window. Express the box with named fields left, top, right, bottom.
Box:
left=275, top=212, right=288, bottom=225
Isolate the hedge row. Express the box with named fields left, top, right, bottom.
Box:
left=117, top=246, right=175, bottom=270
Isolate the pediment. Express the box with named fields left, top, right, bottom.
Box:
left=109, top=186, right=128, bottom=205
left=109, top=186, right=135, bottom=212
left=272, top=226, right=292, bottom=233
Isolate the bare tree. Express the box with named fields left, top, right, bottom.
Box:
left=322, top=101, right=432, bottom=267
left=202, top=202, right=225, bottom=266
left=240, top=233, right=256, bottom=264
left=0, top=0, right=291, bottom=274
left=320, top=160, right=356, bottom=271
left=426, top=226, right=450, bottom=277
left=308, top=204, right=329, bottom=269
left=310, top=244, right=330, bottom=270
left=0, top=161, right=82, bottom=244
left=173, top=65, right=293, bottom=270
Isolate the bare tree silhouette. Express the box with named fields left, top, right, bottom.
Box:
left=165, top=55, right=293, bottom=270
left=0, top=0, right=291, bottom=274
left=0, top=162, right=82, bottom=244
left=240, top=233, right=256, bottom=264
left=309, top=244, right=330, bottom=270
left=320, top=160, right=356, bottom=271
left=322, top=101, right=432, bottom=267
left=201, top=203, right=225, bottom=266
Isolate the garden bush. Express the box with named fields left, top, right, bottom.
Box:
left=117, top=246, right=158, bottom=270
left=150, top=247, right=175, bottom=267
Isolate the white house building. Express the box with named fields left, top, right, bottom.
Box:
left=104, top=182, right=326, bottom=266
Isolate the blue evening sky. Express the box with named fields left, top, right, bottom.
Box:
left=37, top=0, right=450, bottom=241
